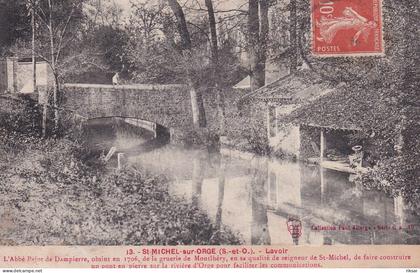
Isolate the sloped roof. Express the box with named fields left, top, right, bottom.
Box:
left=233, top=62, right=286, bottom=90
left=240, top=70, right=342, bottom=103
left=239, top=69, right=402, bottom=131
left=281, top=84, right=402, bottom=131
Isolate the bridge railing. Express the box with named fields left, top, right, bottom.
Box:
left=123, top=118, right=157, bottom=137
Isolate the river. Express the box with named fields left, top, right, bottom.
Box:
left=85, top=118, right=419, bottom=245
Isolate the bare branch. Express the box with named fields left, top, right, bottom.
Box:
left=55, top=5, right=78, bottom=63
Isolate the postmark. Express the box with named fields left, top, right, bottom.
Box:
left=311, top=0, right=384, bottom=56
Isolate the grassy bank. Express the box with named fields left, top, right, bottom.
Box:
left=0, top=128, right=241, bottom=245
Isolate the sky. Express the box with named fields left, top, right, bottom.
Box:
left=113, top=0, right=247, bottom=17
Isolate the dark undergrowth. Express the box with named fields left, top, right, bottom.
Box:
left=0, top=125, right=242, bottom=245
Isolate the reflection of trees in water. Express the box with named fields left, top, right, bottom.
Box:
left=109, top=141, right=419, bottom=245
left=189, top=152, right=272, bottom=244
left=215, top=155, right=226, bottom=230
left=250, top=160, right=271, bottom=245
left=192, top=150, right=206, bottom=207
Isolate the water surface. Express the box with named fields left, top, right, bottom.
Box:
left=87, top=119, right=420, bottom=245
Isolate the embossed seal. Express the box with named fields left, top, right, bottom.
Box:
left=287, top=217, right=302, bottom=245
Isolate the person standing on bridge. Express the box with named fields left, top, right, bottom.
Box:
left=112, top=72, right=120, bottom=85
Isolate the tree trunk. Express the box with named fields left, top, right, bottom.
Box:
left=248, top=0, right=269, bottom=91
left=47, top=0, right=59, bottom=134
left=166, top=0, right=207, bottom=128
left=289, top=0, right=298, bottom=73
left=188, top=81, right=206, bottom=127
left=53, top=73, right=59, bottom=133
left=31, top=4, right=37, bottom=93
left=166, top=0, right=191, bottom=49
left=42, top=104, right=47, bottom=138
left=248, top=0, right=260, bottom=91
left=258, top=0, right=268, bottom=86
left=205, top=0, right=225, bottom=134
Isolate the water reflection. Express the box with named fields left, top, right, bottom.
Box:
left=130, top=147, right=419, bottom=245
left=85, top=119, right=419, bottom=245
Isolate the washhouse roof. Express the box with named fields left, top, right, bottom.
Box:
left=281, top=84, right=402, bottom=132
left=240, top=69, right=342, bottom=103
left=240, top=69, right=403, bottom=132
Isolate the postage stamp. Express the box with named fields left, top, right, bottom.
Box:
left=311, top=0, right=384, bottom=56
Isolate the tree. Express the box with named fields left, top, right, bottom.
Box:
left=0, top=0, right=31, bottom=55
left=204, top=0, right=226, bottom=134
left=248, top=0, right=269, bottom=91
left=124, top=2, right=181, bottom=83
left=289, top=0, right=297, bottom=72
left=84, top=0, right=124, bottom=30
left=60, top=0, right=130, bottom=84
left=123, top=0, right=249, bottom=134
left=166, top=0, right=207, bottom=128
left=28, top=0, right=85, bottom=136
left=30, top=0, right=37, bottom=93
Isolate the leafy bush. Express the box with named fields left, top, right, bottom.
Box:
left=0, top=95, right=41, bottom=137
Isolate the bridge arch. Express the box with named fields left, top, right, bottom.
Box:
left=85, top=116, right=171, bottom=142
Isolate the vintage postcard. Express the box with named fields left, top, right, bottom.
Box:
left=0, top=0, right=418, bottom=270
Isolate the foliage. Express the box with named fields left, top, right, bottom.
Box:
left=64, top=25, right=129, bottom=83
left=122, top=1, right=245, bottom=87
left=0, top=0, right=31, bottom=55
left=223, top=96, right=273, bottom=156
left=0, top=95, right=41, bottom=137
left=242, top=123, right=272, bottom=156
left=267, top=1, right=293, bottom=66
left=356, top=154, right=420, bottom=214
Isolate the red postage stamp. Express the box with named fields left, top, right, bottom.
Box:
left=311, top=0, right=384, bottom=56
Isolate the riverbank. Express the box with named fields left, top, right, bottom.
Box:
left=0, top=128, right=242, bottom=245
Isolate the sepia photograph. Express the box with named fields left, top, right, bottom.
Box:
left=0, top=0, right=418, bottom=257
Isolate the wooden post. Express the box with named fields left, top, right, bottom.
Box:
left=320, top=129, right=326, bottom=161
left=394, top=194, right=405, bottom=226
left=320, top=129, right=326, bottom=205
left=42, top=104, right=47, bottom=138
left=104, top=147, right=116, bottom=162
left=266, top=105, right=270, bottom=139
left=117, top=153, right=126, bottom=170
left=320, top=166, right=325, bottom=205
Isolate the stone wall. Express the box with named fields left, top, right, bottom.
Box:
left=16, top=61, right=53, bottom=93
left=61, top=84, right=192, bottom=128
left=6, top=58, right=16, bottom=92
left=0, top=58, right=53, bottom=94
